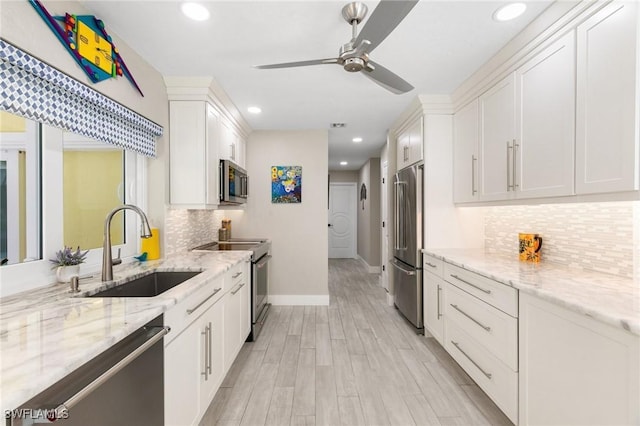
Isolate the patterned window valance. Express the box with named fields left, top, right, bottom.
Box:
left=0, top=39, right=161, bottom=157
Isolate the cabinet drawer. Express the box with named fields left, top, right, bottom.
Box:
left=445, top=319, right=518, bottom=424
left=226, top=261, right=248, bottom=289
left=444, top=263, right=518, bottom=317
left=165, top=275, right=224, bottom=345
left=423, top=254, right=444, bottom=278
left=444, top=283, right=518, bottom=370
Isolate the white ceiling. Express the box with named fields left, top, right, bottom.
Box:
left=82, top=0, right=551, bottom=171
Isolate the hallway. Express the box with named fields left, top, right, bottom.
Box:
left=200, top=259, right=512, bottom=426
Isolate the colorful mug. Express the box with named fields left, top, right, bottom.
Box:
left=519, top=233, right=543, bottom=263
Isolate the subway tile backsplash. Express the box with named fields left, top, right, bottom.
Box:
left=484, top=202, right=638, bottom=278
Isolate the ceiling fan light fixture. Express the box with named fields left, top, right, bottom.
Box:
left=493, top=3, right=527, bottom=22
left=247, top=106, right=262, bottom=114
left=181, top=2, right=210, bottom=21
left=352, top=137, right=363, bottom=143
left=340, top=161, right=349, bottom=166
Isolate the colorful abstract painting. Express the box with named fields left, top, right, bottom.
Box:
left=271, top=166, right=302, bottom=203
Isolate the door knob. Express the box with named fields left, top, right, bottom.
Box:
left=328, top=224, right=333, bottom=227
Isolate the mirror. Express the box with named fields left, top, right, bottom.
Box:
left=0, top=111, right=41, bottom=266
left=63, top=131, right=125, bottom=250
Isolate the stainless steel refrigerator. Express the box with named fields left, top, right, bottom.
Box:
left=392, top=164, right=423, bottom=330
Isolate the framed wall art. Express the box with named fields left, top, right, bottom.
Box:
left=271, top=166, right=301, bottom=203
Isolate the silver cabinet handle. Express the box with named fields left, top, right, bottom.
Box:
left=232, top=272, right=242, bottom=279
left=187, top=288, right=222, bottom=315
left=256, top=255, right=272, bottom=269
left=506, top=141, right=513, bottom=191
left=450, top=304, right=491, bottom=331
left=201, top=325, right=209, bottom=380
left=513, top=139, right=517, bottom=189
left=451, top=341, right=492, bottom=379
left=450, top=274, right=491, bottom=294
left=53, top=326, right=169, bottom=418
left=471, top=155, right=478, bottom=195
left=207, top=322, right=212, bottom=375
left=437, top=285, right=442, bottom=319
left=425, top=261, right=437, bottom=269
left=231, top=282, right=245, bottom=295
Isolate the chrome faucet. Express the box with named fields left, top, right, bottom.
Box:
left=102, top=204, right=153, bottom=281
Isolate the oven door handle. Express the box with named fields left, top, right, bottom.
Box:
left=255, top=255, right=272, bottom=269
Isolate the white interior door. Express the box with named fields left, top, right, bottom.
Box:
left=328, top=183, right=356, bottom=258
left=381, top=162, right=389, bottom=291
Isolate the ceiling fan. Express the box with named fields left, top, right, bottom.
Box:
left=255, top=1, right=418, bottom=95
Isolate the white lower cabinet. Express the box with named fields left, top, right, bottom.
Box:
left=519, top=293, right=640, bottom=425
left=164, top=262, right=251, bottom=426
left=423, top=255, right=445, bottom=344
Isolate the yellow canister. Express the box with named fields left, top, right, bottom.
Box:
left=141, top=227, right=161, bottom=260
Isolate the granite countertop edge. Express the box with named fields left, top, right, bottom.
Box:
left=422, top=248, right=640, bottom=337
left=0, top=250, right=252, bottom=412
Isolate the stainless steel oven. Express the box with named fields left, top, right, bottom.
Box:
left=219, top=159, right=248, bottom=205
left=251, top=251, right=271, bottom=341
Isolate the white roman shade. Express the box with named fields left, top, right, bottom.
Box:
left=0, top=39, right=162, bottom=157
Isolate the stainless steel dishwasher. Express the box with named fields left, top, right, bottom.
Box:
left=6, top=315, right=168, bottom=426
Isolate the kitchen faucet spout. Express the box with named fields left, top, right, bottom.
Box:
left=102, top=204, right=152, bottom=281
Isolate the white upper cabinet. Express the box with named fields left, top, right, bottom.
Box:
left=515, top=31, right=576, bottom=199
left=479, top=73, right=516, bottom=202
left=453, top=99, right=480, bottom=203
left=396, top=115, right=423, bottom=170
left=575, top=1, right=639, bottom=194
left=169, top=101, right=220, bottom=208
left=220, top=119, right=247, bottom=169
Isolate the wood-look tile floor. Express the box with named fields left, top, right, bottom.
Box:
left=200, top=259, right=513, bottom=426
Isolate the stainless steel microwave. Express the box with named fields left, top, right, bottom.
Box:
left=220, top=159, right=248, bottom=205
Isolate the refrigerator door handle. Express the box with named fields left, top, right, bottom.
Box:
left=391, top=259, right=416, bottom=276
left=394, top=180, right=408, bottom=251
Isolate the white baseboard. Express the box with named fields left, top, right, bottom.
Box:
left=357, top=255, right=381, bottom=274
left=387, top=293, right=395, bottom=306
left=268, top=294, right=330, bottom=306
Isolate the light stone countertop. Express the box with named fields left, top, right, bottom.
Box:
left=422, top=248, right=640, bottom=336
left=0, top=250, right=252, bottom=413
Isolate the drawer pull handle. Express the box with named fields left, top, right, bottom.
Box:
left=425, top=262, right=437, bottom=268
left=232, top=272, right=242, bottom=279
left=450, top=274, right=491, bottom=294
left=450, top=304, right=491, bottom=332
left=231, top=282, right=245, bottom=295
left=451, top=341, right=492, bottom=380
left=187, top=288, right=222, bottom=315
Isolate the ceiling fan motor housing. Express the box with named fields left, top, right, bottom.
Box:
left=344, top=57, right=365, bottom=72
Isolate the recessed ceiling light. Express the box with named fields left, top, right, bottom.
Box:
left=181, top=2, right=210, bottom=21
left=247, top=106, right=262, bottom=114
left=340, top=161, right=348, bottom=166
left=493, top=2, right=527, bottom=21
left=352, top=137, right=363, bottom=143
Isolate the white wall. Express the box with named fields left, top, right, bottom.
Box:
left=229, top=130, right=329, bottom=305
left=357, top=158, right=381, bottom=269
left=329, top=170, right=358, bottom=183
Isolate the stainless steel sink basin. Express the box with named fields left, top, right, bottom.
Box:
left=89, top=271, right=201, bottom=297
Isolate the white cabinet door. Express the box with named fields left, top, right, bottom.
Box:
left=396, top=129, right=411, bottom=170
left=453, top=99, right=480, bottom=203
left=423, top=272, right=445, bottom=344
left=407, top=116, right=423, bottom=166
left=576, top=1, right=639, bottom=194
left=205, top=104, right=220, bottom=205
left=519, top=293, right=640, bottom=425
left=223, top=286, right=242, bottom=371
left=479, top=73, right=516, bottom=201
left=515, top=31, right=576, bottom=199
left=169, top=101, right=220, bottom=208
left=239, top=264, right=251, bottom=340
left=219, top=119, right=235, bottom=162
left=200, top=299, right=225, bottom=413
left=165, top=324, right=201, bottom=426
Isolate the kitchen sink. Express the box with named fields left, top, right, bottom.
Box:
left=88, top=271, right=201, bottom=297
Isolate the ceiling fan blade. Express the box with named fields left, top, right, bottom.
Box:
left=254, top=58, right=339, bottom=69
left=362, top=60, right=414, bottom=94
left=354, top=0, right=418, bottom=54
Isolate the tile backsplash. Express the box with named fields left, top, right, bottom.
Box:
left=484, top=202, right=638, bottom=278
left=165, top=209, right=218, bottom=255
